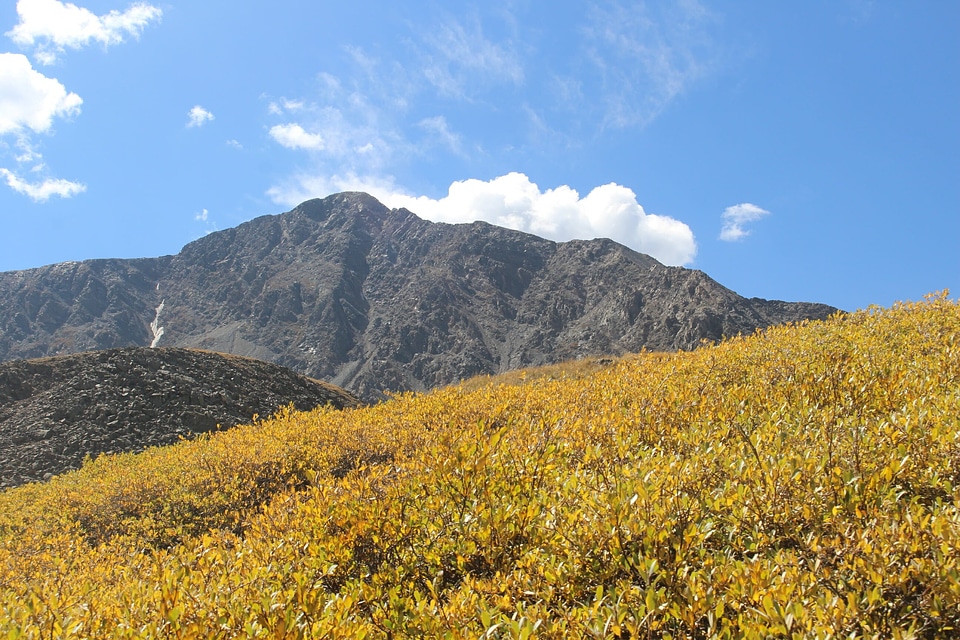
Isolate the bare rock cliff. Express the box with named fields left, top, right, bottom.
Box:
left=0, top=192, right=838, bottom=401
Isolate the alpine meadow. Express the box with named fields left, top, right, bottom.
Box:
left=2, top=2, right=957, bottom=637
left=0, top=293, right=957, bottom=638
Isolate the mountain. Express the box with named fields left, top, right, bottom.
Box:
left=0, top=192, right=838, bottom=401
left=0, top=347, right=360, bottom=487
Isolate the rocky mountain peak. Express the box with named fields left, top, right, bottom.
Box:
left=0, top=192, right=839, bottom=401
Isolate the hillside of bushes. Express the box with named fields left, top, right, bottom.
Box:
left=0, top=293, right=957, bottom=638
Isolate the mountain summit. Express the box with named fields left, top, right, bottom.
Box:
left=0, top=192, right=837, bottom=400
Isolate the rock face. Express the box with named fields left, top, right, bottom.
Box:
left=0, top=347, right=360, bottom=488
left=0, top=192, right=838, bottom=401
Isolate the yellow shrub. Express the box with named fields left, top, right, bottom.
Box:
left=0, top=293, right=957, bottom=638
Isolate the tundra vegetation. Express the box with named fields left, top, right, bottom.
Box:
left=0, top=293, right=957, bottom=638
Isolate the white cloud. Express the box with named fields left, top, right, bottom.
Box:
left=262, top=25, right=512, bottom=190
left=226, top=138, right=242, bottom=150
left=0, top=166, right=85, bottom=201
left=7, top=0, right=162, bottom=65
left=584, top=0, right=716, bottom=128
left=720, top=203, right=770, bottom=241
left=420, top=18, right=524, bottom=99
left=268, top=172, right=696, bottom=266
left=186, top=105, right=213, bottom=128
left=0, top=55, right=83, bottom=201
left=269, top=123, right=325, bottom=151
left=265, top=82, right=400, bottom=170
left=0, top=53, right=82, bottom=134
left=266, top=171, right=398, bottom=210
left=269, top=98, right=305, bottom=114
left=267, top=99, right=309, bottom=116
left=418, top=115, right=462, bottom=154
left=192, top=207, right=217, bottom=235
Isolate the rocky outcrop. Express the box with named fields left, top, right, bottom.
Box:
left=0, top=192, right=838, bottom=401
left=0, top=347, right=360, bottom=487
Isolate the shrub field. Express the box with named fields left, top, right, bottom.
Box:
left=0, top=294, right=957, bottom=638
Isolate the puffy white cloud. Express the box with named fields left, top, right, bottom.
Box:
left=720, top=203, right=770, bottom=241
left=7, top=0, right=162, bottom=65
left=0, top=167, right=85, bottom=201
left=389, top=173, right=696, bottom=265
left=195, top=208, right=208, bottom=222
left=269, top=123, right=325, bottom=151
left=186, top=105, right=213, bottom=128
left=268, top=172, right=697, bottom=266
left=0, top=53, right=82, bottom=134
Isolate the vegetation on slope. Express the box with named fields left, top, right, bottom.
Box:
left=0, top=294, right=957, bottom=638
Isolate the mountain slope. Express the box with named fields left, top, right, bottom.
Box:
left=0, top=192, right=837, bottom=400
left=0, top=296, right=955, bottom=636
left=0, top=347, right=360, bottom=487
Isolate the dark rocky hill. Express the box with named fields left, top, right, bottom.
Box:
left=0, top=192, right=838, bottom=401
left=0, top=347, right=360, bottom=488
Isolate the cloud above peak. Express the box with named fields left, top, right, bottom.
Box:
left=7, top=0, right=162, bottom=65
left=268, top=172, right=697, bottom=266
left=388, top=174, right=697, bottom=265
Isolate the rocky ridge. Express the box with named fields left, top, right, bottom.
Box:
left=0, top=192, right=839, bottom=402
left=0, top=347, right=360, bottom=487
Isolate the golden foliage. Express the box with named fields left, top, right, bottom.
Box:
left=0, top=293, right=957, bottom=638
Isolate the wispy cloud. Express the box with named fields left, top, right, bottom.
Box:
left=0, top=167, right=85, bottom=201
left=265, top=76, right=407, bottom=173
left=268, top=98, right=306, bottom=115
left=266, top=171, right=400, bottom=209
left=419, top=18, right=524, bottom=99
left=186, top=105, right=214, bottom=128
left=6, top=0, right=162, bottom=65
left=262, top=2, right=718, bottom=254
left=193, top=207, right=217, bottom=235
left=0, top=53, right=82, bottom=134
left=720, top=203, right=770, bottom=241
left=269, top=171, right=697, bottom=266
left=417, top=115, right=463, bottom=155
left=262, top=18, right=514, bottom=204
left=583, top=0, right=716, bottom=128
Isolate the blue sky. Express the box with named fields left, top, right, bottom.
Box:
left=0, top=1, right=957, bottom=312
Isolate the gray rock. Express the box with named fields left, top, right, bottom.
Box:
left=0, top=347, right=360, bottom=487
